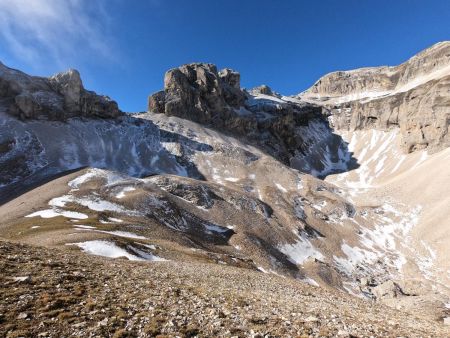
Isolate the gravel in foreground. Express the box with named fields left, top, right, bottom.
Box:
left=0, top=240, right=448, bottom=337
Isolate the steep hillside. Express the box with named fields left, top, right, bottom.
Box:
left=298, top=42, right=450, bottom=320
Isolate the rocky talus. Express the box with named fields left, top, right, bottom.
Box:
left=1, top=240, right=449, bottom=338
left=300, top=41, right=450, bottom=153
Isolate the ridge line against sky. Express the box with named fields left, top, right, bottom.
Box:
left=0, top=0, right=449, bottom=112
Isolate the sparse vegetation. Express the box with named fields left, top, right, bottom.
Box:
left=1, top=240, right=449, bottom=337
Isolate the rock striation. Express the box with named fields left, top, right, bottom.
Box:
left=0, top=62, right=122, bottom=120
left=300, top=41, right=450, bottom=153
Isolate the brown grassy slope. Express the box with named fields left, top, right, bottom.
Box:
left=1, top=240, right=449, bottom=338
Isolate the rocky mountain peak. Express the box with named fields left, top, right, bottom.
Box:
left=150, top=62, right=246, bottom=123
left=49, top=69, right=83, bottom=113
left=302, top=41, right=450, bottom=100
left=250, top=85, right=273, bottom=95
left=0, top=62, right=122, bottom=120
left=147, top=62, right=327, bottom=167
left=218, top=68, right=240, bottom=89
left=299, top=41, right=450, bottom=153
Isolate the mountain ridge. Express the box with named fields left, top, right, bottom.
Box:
left=299, top=41, right=450, bottom=153
left=0, top=41, right=449, bottom=336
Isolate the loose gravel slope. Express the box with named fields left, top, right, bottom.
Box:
left=1, top=240, right=449, bottom=337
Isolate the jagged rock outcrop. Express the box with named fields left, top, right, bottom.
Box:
left=300, top=41, right=450, bottom=153
left=0, top=62, right=122, bottom=120
left=148, top=63, right=246, bottom=124
left=148, top=63, right=326, bottom=165
left=251, top=85, right=273, bottom=95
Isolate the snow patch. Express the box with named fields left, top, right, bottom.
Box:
left=70, top=240, right=142, bottom=261
left=275, top=183, right=288, bottom=193
left=26, top=209, right=88, bottom=219
left=74, top=224, right=96, bottom=229
left=279, top=235, right=323, bottom=265
left=303, top=277, right=319, bottom=287
left=204, top=223, right=229, bottom=234
left=69, top=170, right=100, bottom=189
left=115, top=186, right=136, bottom=199
left=127, top=245, right=166, bottom=261
left=97, top=230, right=146, bottom=240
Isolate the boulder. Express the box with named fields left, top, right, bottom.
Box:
left=372, top=280, right=405, bottom=299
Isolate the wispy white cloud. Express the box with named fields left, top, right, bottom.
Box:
left=0, top=0, right=116, bottom=70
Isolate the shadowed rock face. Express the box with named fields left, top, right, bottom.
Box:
left=0, top=62, right=122, bottom=120
left=148, top=63, right=246, bottom=123
left=300, top=41, right=450, bottom=153
left=148, top=63, right=336, bottom=167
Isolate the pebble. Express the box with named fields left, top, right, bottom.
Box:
left=17, top=312, right=28, bottom=319
left=304, top=316, right=319, bottom=322
left=12, top=275, right=31, bottom=283
left=98, top=318, right=108, bottom=326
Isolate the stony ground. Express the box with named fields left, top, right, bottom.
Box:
left=1, top=240, right=449, bottom=337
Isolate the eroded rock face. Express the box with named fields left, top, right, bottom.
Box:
left=148, top=62, right=325, bottom=166
left=300, top=41, right=450, bottom=153
left=0, top=62, right=122, bottom=120
left=251, top=85, right=273, bottom=95
left=49, top=69, right=83, bottom=113
left=149, top=63, right=246, bottom=125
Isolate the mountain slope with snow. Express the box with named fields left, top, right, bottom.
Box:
left=0, top=41, right=450, bottom=333
left=299, top=41, right=450, bottom=153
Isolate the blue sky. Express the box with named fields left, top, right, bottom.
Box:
left=0, top=0, right=449, bottom=112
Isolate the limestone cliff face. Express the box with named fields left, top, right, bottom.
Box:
left=300, top=41, right=450, bottom=153
left=0, top=62, right=122, bottom=120
left=148, top=63, right=246, bottom=125
left=148, top=63, right=325, bottom=165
